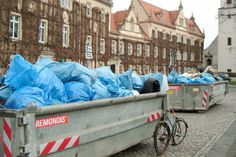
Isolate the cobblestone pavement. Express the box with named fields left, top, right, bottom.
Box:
left=111, top=86, right=236, bottom=157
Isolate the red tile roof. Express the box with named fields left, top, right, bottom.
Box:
left=111, top=0, right=203, bottom=37
left=186, top=18, right=203, bottom=37
left=111, top=11, right=151, bottom=40
left=138, top=0, right=203, bottom=36
left=139, top=0, right=174, bottom=28
left=110, top=10, right=129, bottom=33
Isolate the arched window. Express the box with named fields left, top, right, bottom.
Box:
left=176, top=50, right=182, bottom=60
left=128, top=43, right=133, bottom=56
left=190, top=52, right=195, bottom=61
left=162, top=48, right=166, bottom=59
left=183, top=52, right=187, bottom=61
left=154, top=47, right=158, bottom=58
left=119, top=41, right=124, bottom=54
left=137, top=44, right=142, bottom=56
left=111, top=40, right=117, bottom=54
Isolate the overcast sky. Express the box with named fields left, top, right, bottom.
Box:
left=112, top=0, right=220, bottom=48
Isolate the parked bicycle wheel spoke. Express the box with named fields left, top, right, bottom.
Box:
left=173, top=118, right=188, bottom=145
left=153, top=122, right=170, bottom=156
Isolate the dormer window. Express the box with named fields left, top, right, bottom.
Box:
left=179, top=18, right=184, bottom=27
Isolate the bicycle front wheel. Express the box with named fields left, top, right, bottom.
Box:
left=172, top=118, right=188, bottom=145
left=153, top=122, right=170, bottom=156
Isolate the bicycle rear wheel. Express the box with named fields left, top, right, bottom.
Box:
left=172, top=118, right=188, bottom=145
left=153, top=122, right=170, bottom=156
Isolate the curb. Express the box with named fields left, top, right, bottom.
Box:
left=193, top=115, right=236, bottom=157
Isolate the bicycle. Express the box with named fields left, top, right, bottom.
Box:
left=153, top=109, right=188, bottom=156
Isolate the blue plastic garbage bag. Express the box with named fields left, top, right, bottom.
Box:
left=118, top=69, right=133, bottom=90
left=95, top=66, right=117, bottom=80
left=36, top=57, right=97, bottom=85
left=0, top=76, right=5, bottom=85
left=34, top=66, right=67, bottom=104
left=176, top=76, right=191, bottom=84
left=4, top=54, right=36, bottom=89
left=132, top=72, right=144, bottom=91
left=4, top=55, right=67, bottom=104
left=191, top=77, right=207, bottom=84
left=98, top=76, right=133, bottom=98
left=0, top=86, right=14, bottom=100
left=92, top=79, right=111, bottom=100
left=201, top=72, right=216, bottom=83
left=5, top=86, right=48, bottom=109
left=65, top=81, right=95, bottom=102
left=168, top=70, right=180, bottom=83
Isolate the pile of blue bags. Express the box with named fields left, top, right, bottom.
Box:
left=0, top=54, right=166, bottom=109
left=168, top=69, right=223, bottom=84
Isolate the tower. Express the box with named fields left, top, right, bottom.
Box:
left=218, top=0, right=236, bottom=73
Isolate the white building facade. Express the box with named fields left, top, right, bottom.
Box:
left=218, top=0, right=236, bottom=73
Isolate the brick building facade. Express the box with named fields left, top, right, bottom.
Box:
left=0, top=0, right=111, bottom=74
left=110, top=0, right=204, bottom=74
left=0, top=0, right=204, bottom=75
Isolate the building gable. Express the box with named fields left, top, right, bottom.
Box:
left=119, top=8, right=142, bottom=34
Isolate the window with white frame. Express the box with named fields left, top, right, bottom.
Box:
left=179, top=18, right=184, bottom=27
left=100, top=38, right=105, bottom=54
left=191, top=38, right=194, bottom=45
left=39, top=19, right=48, bottom=44
left=176, top=50, right=182, bottom=60
left=86, top=3, right=92, bottom=17
left=101, top=8, right=105, bottom=22
left=145, top=45, right=150, bottom=57
left=119, top=41, right=124, bottom=54
left=9, top=13, right=21, bottom=40
left=183, top=52, right=187, bottom=61
left=86, top=35, right=92, bottom=47
left=162, top=48, right=166, bottom=59
left=190, top=52, right=195, bottom=61
left=112, top=40, right=117, bottom=54
left=128, top=43, right=133, bottom=56
left=177, top=34, right=181, bottom=42
left=137, top=44, right=142, bottom=56
left=154, top=46, right=158, bottom=58
left=60, top=0, right=72, bottom=10
left=62, top=24, right=70, bottom=47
